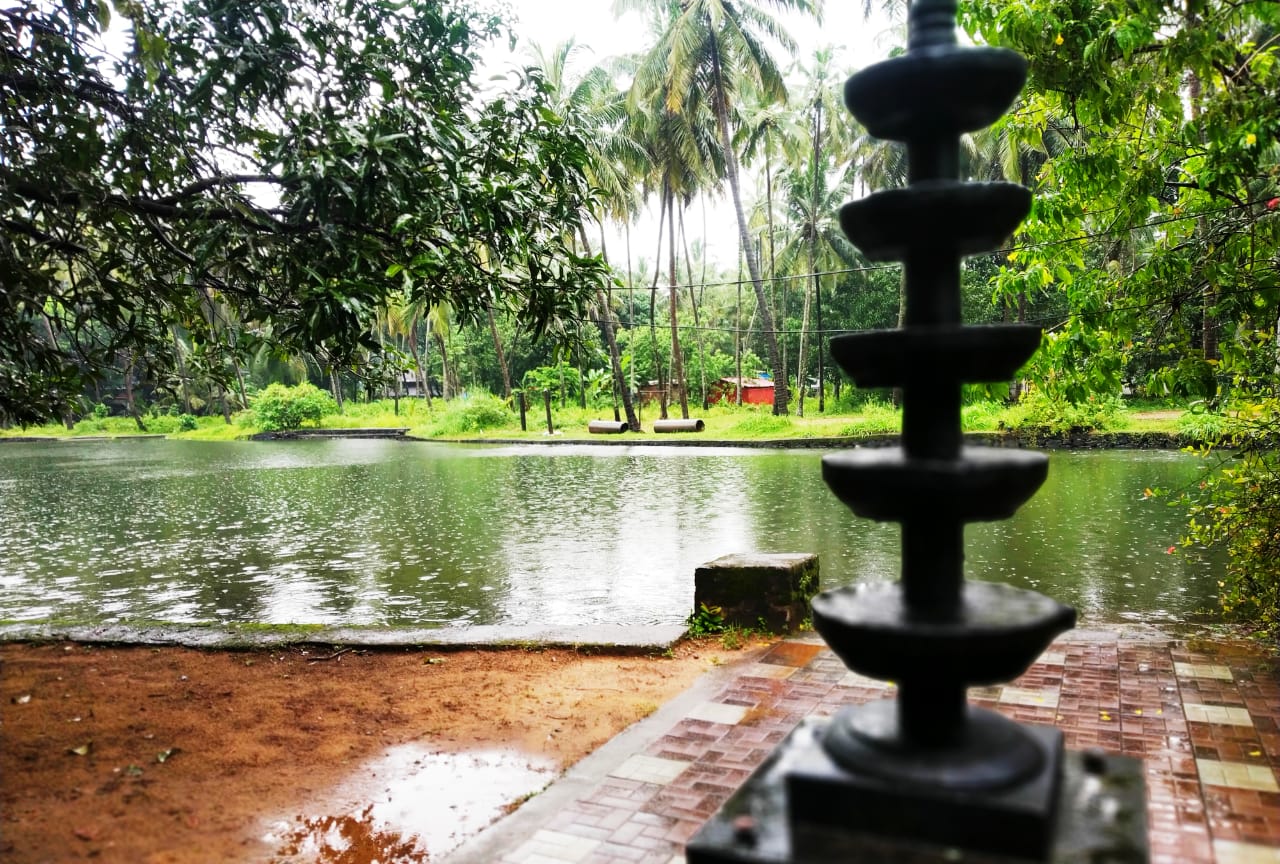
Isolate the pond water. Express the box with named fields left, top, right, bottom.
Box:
left=0, top=439, right=1220, bottom=629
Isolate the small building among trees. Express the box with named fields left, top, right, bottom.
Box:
left=708, top=377, right=775, bottom=406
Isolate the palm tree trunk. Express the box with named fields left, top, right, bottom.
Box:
left=329, top=368, right=344, bottom=410
left=231, top=354, right=248, bottom=414
left=421, top=326, right=434, bottom=407
left=668, top=192, right=689, bottom=419
left=797, top=230, right=815, bottom=418
left=596, top=288, right=641, bottom=430
left=708, top=41, right=788, bottom=413
left=651, top=189, right=669, bottom=420
left=408, top=321, right=428, bottom=403
left=680, top=206, right=708, bottom=410
left=766, top=155, right=787, bottom=403
left=121, top=352, right=146, bottom=431
left=200, top=288, right=234, bottom=423
left=813, top=99, right=826, bottom=414
left=581, top=225, right=641, bottom=431
left=171, top=327, right=192, bottom=414
left=625, top=221, right=637, bottom=408
left=486, top=304, right=513, bottom=400
left=217, top=382, right=232, bottom=423
left=435, top=332, right=454, bottom=400
left=736, top=241, right=744, bottom=406
left=40, top=315, right=75, bottom=428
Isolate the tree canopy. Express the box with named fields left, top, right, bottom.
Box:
left=961, top=0, right=1280, bottom=403
left=1, top=0, right=609, bottom=425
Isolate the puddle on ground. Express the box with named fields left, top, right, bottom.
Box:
left=264, top=745, right=557, bottom=863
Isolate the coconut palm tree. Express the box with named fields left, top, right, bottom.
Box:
left=625, top=54, right=724, bottom=419
left=619, top=0, right=821, bottom=414
left=737, top=81, right=804, bottom=391
left=528, top=40, right=646, bottom=430
left=384, top=292, right=430, bottom=404
left=774, top=153, right=860, bottom=416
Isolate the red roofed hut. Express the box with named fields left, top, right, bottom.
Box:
left=708, top=376, right=775, bottom=406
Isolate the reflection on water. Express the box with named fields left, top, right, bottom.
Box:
left=0, top=440, right=1221, bottom=627
left=263, top=746, right=555, bottom=862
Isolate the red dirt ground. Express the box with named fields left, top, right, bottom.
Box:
left=1, top=639, right=758, bottom=863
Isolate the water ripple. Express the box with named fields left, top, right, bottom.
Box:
left=0, top=440, right=1222, bottom=628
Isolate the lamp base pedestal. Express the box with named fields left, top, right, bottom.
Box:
left=686, top=718, right=1147, bottom=864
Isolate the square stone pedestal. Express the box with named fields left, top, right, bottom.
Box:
left=693, top=553, right=819, bottom=632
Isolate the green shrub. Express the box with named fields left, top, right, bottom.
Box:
left=1002, top=389, right=1121, bottom=434
left=826, top=387, right=893, bottom=413
left=686, top=603, right=726, bottom=636
left=1177, top=404, right=1231, bottom=442
left=960, top=400, right=1008, bottom=432
left=1182, top=431, right=1280, bottom=636
left=71, top=415, right=138, bottom=435
left=251, top=383, right=337, bottom=431
left=140, top=413, right=179, bottom=433
left=177, top=414, right=198, bottom=431
left=425, top=394, right=515, bottom=437
left=71, top=417, right=106, bottom=434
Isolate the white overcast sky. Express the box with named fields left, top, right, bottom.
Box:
left=482, top=0, right=901, bottom=271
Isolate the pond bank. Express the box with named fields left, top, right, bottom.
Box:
left=0, top=621, right=688, bottom=652
left=430, top=430, right=1200, bottom=449
left=251, top=427, right=411, bottom=440
left=1, top=428, right=1199, bottom=449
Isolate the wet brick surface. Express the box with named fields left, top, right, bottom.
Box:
left=496, top=631, right=1279, bottom=864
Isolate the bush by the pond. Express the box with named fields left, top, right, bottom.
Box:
left=1002, top=390, right=1122, bottom=434
left=1177, top=405, right=1231, bottom=442
left=1180, top=402, right=1280, bottom=637
left=423, top=394, right=515, bottom=436
left=251, top=383, right=337, bottom=431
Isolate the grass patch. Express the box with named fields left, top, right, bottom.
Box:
left=836, top=399, right=901, bottom=436
left=726, top=412, right=792, bottom=437
left=2, top=396, right=1198, bottom=444
left=961, top=400, right=1007, bottom=432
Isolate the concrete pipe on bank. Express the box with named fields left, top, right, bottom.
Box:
left=653, top=419, right=705, bottom=433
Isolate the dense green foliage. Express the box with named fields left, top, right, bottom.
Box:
left=250, top=383, right=336, bottom=431
left=423, top=394, right=516, bottom=437
left=1179, top=409, right=1280, bottom=634
left=1, top=0, right=608, bottom=426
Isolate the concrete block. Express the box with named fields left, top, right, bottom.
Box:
left=693, top=553, right=819, bottom=633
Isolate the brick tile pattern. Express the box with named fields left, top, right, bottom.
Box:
left=495, top=635, right=1280, bottom=864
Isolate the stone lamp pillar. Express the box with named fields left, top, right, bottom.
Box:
left=686, top=1, right=1149, bottom=861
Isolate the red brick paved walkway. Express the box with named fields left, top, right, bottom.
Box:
left=461, top=629, right=1280, bottom=864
